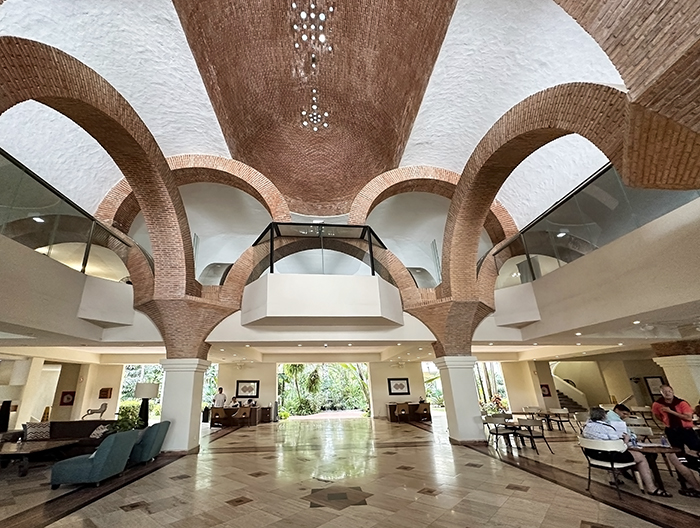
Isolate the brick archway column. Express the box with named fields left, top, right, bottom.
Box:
left=137, top=298, right=235, bottom=452
left=0, top=37, right=197, bottom=298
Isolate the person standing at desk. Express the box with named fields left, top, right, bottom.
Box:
left=213, top=387, right=227, bottom=408
left=652, top=384, right=700, bottom=497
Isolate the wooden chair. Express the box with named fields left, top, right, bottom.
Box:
left=516, top=418, right=554, bottom=455
left=394, top=403, right=410, bottom=424
left=210, top=407, right=226, bottom=427
left=578, top=437, right=640, bottom=499
left=414, top=403, right=431, bottom=422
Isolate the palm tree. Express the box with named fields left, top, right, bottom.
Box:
left=284, top=364, right=305, bottom=399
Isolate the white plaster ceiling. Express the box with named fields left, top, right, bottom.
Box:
left=401, top=0, right=625, bottom=227
left=0, top=0, right=623, bottom=229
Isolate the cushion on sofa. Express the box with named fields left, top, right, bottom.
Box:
left=24, top=422, right=50, bottom=441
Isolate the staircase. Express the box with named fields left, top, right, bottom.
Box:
left=556, top=390, right=586, bottom=413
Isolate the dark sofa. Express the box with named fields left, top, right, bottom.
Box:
left=20, top=420, right=116, bottom=457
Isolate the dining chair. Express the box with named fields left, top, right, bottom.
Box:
left=548, top=408, right=577, bottom=433
left=485, top=416, right=518, bottom=448
left=515, top=418, right=554, bottom=455
left=522, top=406, right=541, bottom=419
left=394, top=403, right=411, bottom=424
left=578, top=437, right=640, bottom=499
left=628, top=425, right=653, bottom=442
left=629, top=406, right=661, bottom=429
left=624, top=416, right=645, bottom=427
left=414, top=403, right=431, bottom=422
left=230, top=406, right=250, bottom=427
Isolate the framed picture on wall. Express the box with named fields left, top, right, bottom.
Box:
left=236, top=380, right=260, bottom=399
left=540, top=384, right=551, bottom=398
left=59, top=391, right=75, bottom=406
left=644, top=376, right=664, bottom=398
left=388, top=378, right=410, bottom=396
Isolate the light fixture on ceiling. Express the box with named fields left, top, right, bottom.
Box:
left=245, top=344, right=250, bottom=347
left=489, top=343, right=493, bottom=346
left=618, top=343, right=623, bottom=346
left=576, top=343, right=581, bottom=346
left=418, top=347, right=423, bottom=351
left=640, top=324, right=655, bottom=331
left=633, top=320, right=641, bottom=325
left=32, top=217, right=45, bottom=223
left=397, top=343, right=401, bottom=346
left=575, top=332, right=581, bottom=336
left=556, top=232, right=566, bottom=238
left=347, top=343, right=352, bottom=346
left=220, top=348, right=224, bottom=352
left=298, top=344, right=302, bottom=347
left=533, top=343, right=538, bottom=346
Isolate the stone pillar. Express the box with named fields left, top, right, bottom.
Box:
left=12, top=357, right=45, bottom=429
left=434, top=356, right=485, bottom=444
left=653, top=355, right=700, bottom=406
left=160, top=358, right=211, bottom=453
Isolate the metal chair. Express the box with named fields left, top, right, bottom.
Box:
left=630, top=406, right=661, bottom=429
left=516, top=418, right=554, bottom=455
left=578, top=437, right=639, bottom=499
left=485, top=416, right=518, bottom=448
left=628, top=425, right=653, bottom=442
left=548, top=408, right=577, bottom=433
left=522, top=406, right=541, bottom=419
left=394, top=403, right=410, bottom=424
left=574, top=411, right=589, bottom=433
left=81, top=402, right=107, bottom=420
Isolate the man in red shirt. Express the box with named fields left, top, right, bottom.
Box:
left=652, top=385, right=700, bottom=496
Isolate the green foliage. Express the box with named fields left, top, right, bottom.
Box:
left=110, top=403, right=143, bottom=432
left=277, top=363, right=370, bottom=416
left=278, top=410, right=290, bottom=420
left=424, top=373, right=444, bottom=406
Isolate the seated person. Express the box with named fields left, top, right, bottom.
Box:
left=230, top=397, right=240, bottom=408
left=246, top=399, right=257, bottom=407
left=582, top=407, right=671, bottom=497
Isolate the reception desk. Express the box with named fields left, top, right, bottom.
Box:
left=385, top=403, right=431, bottom=423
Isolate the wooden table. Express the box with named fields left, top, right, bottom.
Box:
left=629, top=444, right=681, bottom=492
left=0, top=439, right=80, bottom=476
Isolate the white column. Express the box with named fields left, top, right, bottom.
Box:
left=12, top=357, right=45, bottom=428
left=434, top=356, right=485, bottom=443
left=160, top=358, right=211, bottom=453
left=653, top=356, right=700, bottom=406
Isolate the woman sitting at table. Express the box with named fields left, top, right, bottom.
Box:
left=582, top=407, right=671, bottom=497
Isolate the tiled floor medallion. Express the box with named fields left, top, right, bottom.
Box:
left=417, top=487, right=440, bottom=496
left=505, top=483, right=530, bottom=492
left=464, top=462, right=483, bottom=468
left=226, top=496, right=253, bottom=507
left=302, top=486, right=373, bottom=510
left=248, top=471, right=268, bottom=477
left=396, top=465, right=414, bottom=471
left=315, top=477, right=333, bottom=483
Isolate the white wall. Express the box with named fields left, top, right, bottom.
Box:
left=501, top=361, right=540, bottom=411
left=599, top=360, right=635, bottom=405
left=72, top=364, right=123, bottom=421
left=553, top=361, right=610, bottom=407
left=31, top=364, right=61, bottom=421
left=368, top=361, right=425, bottom=419
left=50, top=363, right=81, bottom=421
left=217, top=362, right=277, bottom=408
left=534, top=361, right=559, bottom=410
left=624, top=360, right=666, bottom=406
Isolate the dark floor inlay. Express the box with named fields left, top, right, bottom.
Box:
left=465, top=462, right=483, bottom=468
left=297, top=457, right=312, bottom=462
left=418, top=487, right=441, bottom=496
left=120, top=501, right=149, bottom=512
left=580, top=522, right=614, bottom=528
left=383, top=451, right=397, bottom=455
left=0, top=497, right=17, bottom=507
left=396, top=465, right=414, bottom=471
left=302, top=486, right=372, bottom=510
left=315, top=477, right=333, bottom=483
left=565, top=459, right=584, bottom=464
left=227, top=496, right=253, bottom=507
left=248, top=471, right=268, bottom=478
left=262, top=455, right=277, bottom=460
left=506, top=483, right=530, bottom=492
left=170, top=474, right=191, bottom=480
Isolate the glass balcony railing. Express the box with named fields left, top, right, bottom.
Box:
left=492, top=164, right=700, bottom=289
left=0, top=147, right=152, bottom=283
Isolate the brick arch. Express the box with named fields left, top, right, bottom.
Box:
left=442, top=82, right=627, bottom=300
left=96, top=155, right=292, bottom=233
left=349, top=166, right=518, bottom=245
left=219, top=238, right=423, bottom=310
left=0, top=37, right=196, bottom=298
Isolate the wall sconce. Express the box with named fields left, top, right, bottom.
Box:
left=134, top=383, right=159, bottom=428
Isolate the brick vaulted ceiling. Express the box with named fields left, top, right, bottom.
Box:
left=172, top=0, right=458, bottom=215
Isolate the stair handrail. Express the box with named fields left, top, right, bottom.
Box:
left=551, top=371, right=589, bottom=409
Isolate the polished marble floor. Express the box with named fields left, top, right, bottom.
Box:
left=41, top=415, right=664, bottom=528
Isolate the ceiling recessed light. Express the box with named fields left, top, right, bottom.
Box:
left=298, top=344, right=302, bottom=347
left=556, top=232, right=566, bottom=238
left=32, top=217, right=45, bottom=223
left=533, top=343, right=538, bottom=346
left=489, top=343, right=493, bottom=346
left=220, top=348, right=224, bottom=352
left=575, top=332, right=582, bottom=336
left=576, top=343, right=581, bottom=346
left=397, top=343, right=401, bottom=346
left=633, top=320, right=641, bottom=325
left=418, top=348, right=423, bottom=351
left=582, top=352, right=587, bottom=355
left=555, top=355, right=559, bottom=358
left=347, top=343, right=352, bottom=347
left=618, top=343, right=623, bottom=346
left=245, top=344, right=250, bottom=347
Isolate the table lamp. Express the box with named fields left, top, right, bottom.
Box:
left=134, top=382, right=159, bottom=428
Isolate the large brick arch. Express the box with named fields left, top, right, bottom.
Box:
left=442, top=82, right=627, bottom=300
left=218, top=238, right=423, bottom=310
left=96, top=155, right=292, bottom=233
left=0, top=37, right=196, bottom=298
left=349, top=166, right=518, bottom=244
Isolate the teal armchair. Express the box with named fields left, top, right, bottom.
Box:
left=129, top=421, right=170, bottom=465
left=50, top=429, right=139, bottom=489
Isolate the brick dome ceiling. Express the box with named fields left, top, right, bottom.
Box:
left=172, top=0, right=458, bottom=215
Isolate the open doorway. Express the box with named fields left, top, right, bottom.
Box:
left=277, top=363, right=369, bottom=419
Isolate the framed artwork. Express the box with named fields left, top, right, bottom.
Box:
left=98, top=387, right=113, bottom=399
left=644, top=376, right=664, bottom=398
left=236, top=380, right=260, bottom=399
left=540, top=384, right=551, bottom=398
left=59, top=391, right=76, bottom=406
left=388, top=378, right=410, bottom=396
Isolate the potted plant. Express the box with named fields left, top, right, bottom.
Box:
left=109, top=405, right=143, bottom=432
